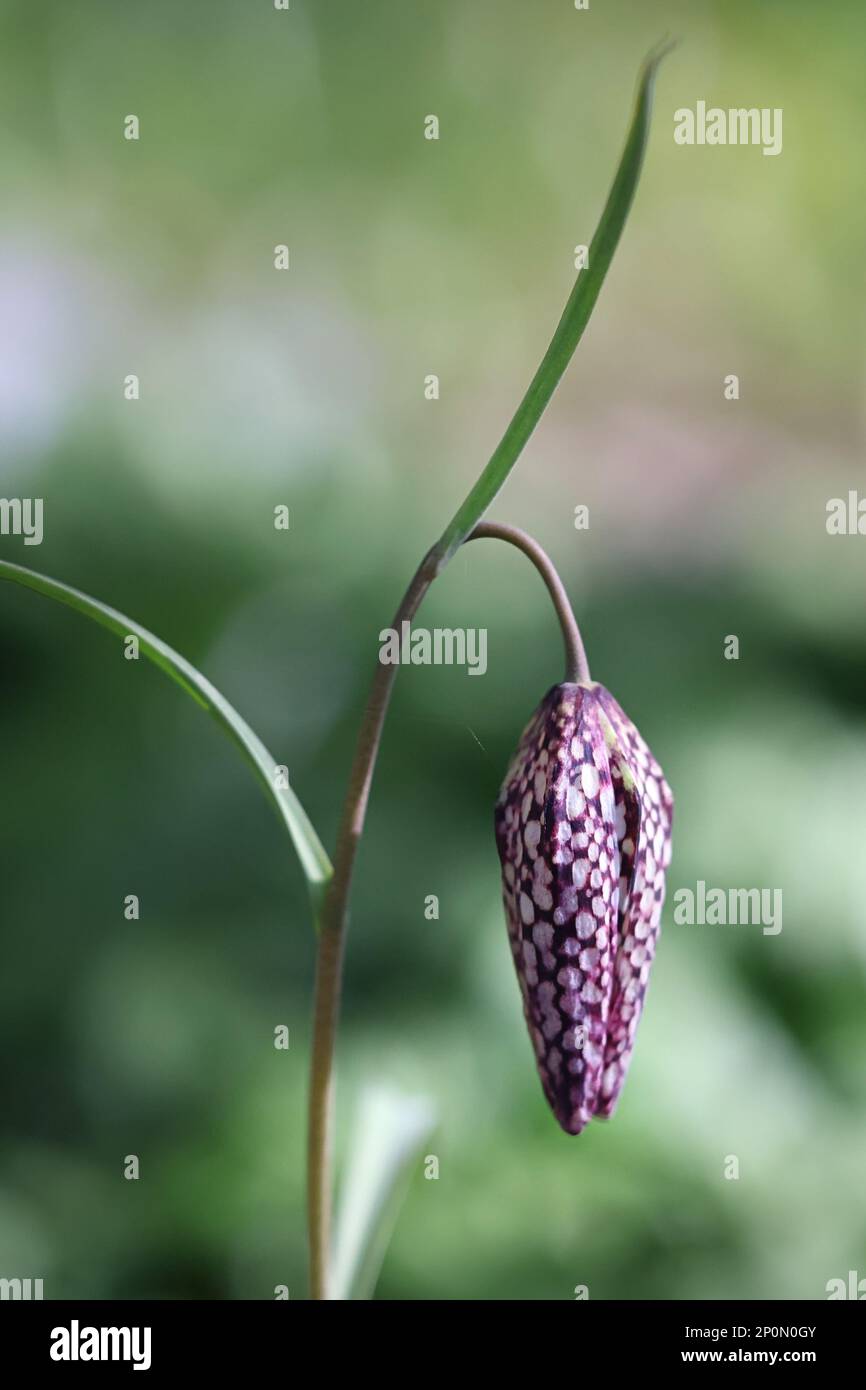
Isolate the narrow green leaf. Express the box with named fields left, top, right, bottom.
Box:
left=434, top=41, right=675, bottom=570
left=0, top=559, right=333, bottom=905
left=329, top=1084, right=437, bottom=1300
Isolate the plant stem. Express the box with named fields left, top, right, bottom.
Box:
left=306, top=528, right=584, bottom=1297
left=467, top=523, right=590, bottom=684
left=307, top=549, right=437, bottom=1300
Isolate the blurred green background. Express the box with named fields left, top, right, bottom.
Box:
left=1, top=0, right=865, bottom=1300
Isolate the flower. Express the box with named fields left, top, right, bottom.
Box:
left=494, top=682, right=673, bottom=1135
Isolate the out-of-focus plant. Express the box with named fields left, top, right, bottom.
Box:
left=0, top=43, right=672, bottom=1299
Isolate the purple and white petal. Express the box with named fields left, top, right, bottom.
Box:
left=495, top=681, right=673, bottom=1135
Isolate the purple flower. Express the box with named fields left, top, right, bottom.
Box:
left=495, top=682, right=673, bottom=1135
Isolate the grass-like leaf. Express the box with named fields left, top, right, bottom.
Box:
left=329, top=1084, right=437, bottom=1300
left=0, top=559, right=333, bottom=906
left=434, top=41, right=675, bottom=569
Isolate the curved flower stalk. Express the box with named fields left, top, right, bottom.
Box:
left=495, top=681, right=673, bottom=1134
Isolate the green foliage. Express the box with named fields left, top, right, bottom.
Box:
left=0, top=560, right=332, bottom=905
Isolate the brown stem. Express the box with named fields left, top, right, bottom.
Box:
left=306, top=526, right=586, bottom=1298
left=306, top=547, right=438, bottom=1300
left=466, top=522, right=590, bottom=684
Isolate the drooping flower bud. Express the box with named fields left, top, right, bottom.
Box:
left=494, top=682, right=673, bottom=1135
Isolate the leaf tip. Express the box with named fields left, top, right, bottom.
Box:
left=641, top=34, right=679, bottom=84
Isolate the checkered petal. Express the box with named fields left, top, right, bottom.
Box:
left=495, top=682, right=673, bottom=1134
left=593, top=687, right=673, bottom=1117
